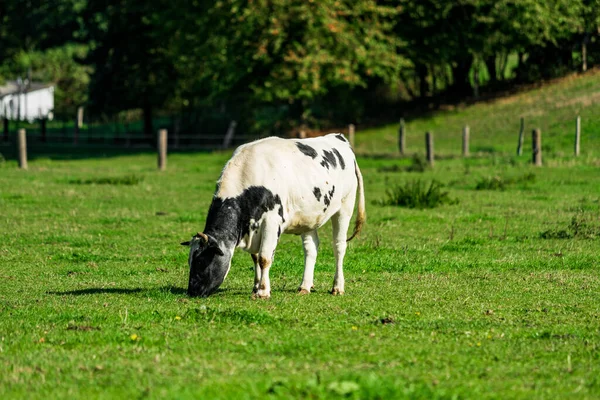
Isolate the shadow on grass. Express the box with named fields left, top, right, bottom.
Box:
left=47, top=286, right=188, bottom=296
left=47, top=285, right=305, bottom=298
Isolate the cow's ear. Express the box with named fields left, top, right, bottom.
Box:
left=213, top=246, right=225, bottom=256
left=180, top=241, right=191, bottom=246
left=207, top=235, right=225, bottom=256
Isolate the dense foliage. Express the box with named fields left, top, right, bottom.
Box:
left=0, top=0, right=599, bottom=133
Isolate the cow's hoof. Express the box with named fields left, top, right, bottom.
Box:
left=255, top=290, right=271, bottom=299
left=297, top=288, right=310, bottom=295
left=331, top=288, right=344, bottom=296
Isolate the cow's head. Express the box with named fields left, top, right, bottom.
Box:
left=181, top=232, right=229, bottom=297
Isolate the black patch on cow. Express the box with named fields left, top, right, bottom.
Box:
left=278, top=205, right=285, bottom=223
left=203, top=186, right=283, bottom=245
left=313, top=187, right=322, bottom=201
left=321, top=186, right=335, bottom=210
left=320, top=150, right=337, bottom=170
left=332, top=148, right=345, bottom=170
left=296, top=142, right=318, bottom=159
left=335, top=134, right=348, bottom=142
left=277, top=226, right=281, bottom=238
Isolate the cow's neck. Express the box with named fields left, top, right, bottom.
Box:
left=203, top=196, right=242, bottom=248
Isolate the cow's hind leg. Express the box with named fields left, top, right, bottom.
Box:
left=331, top=211, right=352, bottom=295
left=251, top=254, right=260, bottom=294
left=298, top=230, right=319, bottom=294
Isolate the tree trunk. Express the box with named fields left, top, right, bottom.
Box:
left=582, top=33, right=589, bottom=72
left=498, top=52, right=508, bottom=81
left=417, top=63, right=429, bottom=98
left=484, top=55, right=497, bottom=85
left=451, top=57, right=473, bottom=95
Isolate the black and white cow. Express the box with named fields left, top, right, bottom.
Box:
left=181, top=133, right=366, bottom=298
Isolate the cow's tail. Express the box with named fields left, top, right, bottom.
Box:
left=347, top=160, right=366, bottom=242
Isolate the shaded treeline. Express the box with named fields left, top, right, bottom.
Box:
left=1, top=0, right=599, bottom=136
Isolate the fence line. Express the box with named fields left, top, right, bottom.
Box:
left=1, top=115, right=595, bottom=165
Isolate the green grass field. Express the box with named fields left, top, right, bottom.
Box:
left=359, top=70, right=600, bottom=158
left=1, top=72, right=600, bottom=399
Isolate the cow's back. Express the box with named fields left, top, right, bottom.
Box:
left=216, top=134, right=357, bottom=235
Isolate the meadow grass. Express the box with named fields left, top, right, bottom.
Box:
left=1, top=73, right=600, bottom=399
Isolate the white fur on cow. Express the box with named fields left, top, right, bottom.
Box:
left=182, top=133, right=366, bottom=298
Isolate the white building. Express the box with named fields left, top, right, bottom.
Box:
left=0, top=80, right=54, bottom=122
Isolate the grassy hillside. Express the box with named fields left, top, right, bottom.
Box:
left=358, top=69, right=600, bottom=158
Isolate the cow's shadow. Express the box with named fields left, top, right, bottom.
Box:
left=47, top=285, right=303, bottom=298
left=47, top=286, right=187, bottom=296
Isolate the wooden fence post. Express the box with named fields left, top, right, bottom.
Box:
left=74, top=106, right=83, bottom=145
left=222, top=120, right=237, bottom=149
left=18, top=128, right=28, bottom=170
left=398, top=118, right=406, bottom=155
left=298, top=130, right=306, bottom=139
left=517, top=117, right=524, bottom=156
left=532, top=128, right=542, bottom=166
left=157, top=129, right=167, bottom=171
left=575, top=116, right=581, bottom=157
left=426, top=131, right=434, bottom=167
left=348, top=124, right=355, bottom=148
left=462, top=125, right=470, bottom=157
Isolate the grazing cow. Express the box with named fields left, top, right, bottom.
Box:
left=181, top=133, right=366, bottom=298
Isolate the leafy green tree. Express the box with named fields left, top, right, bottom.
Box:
left=0, top=0, right=84, bottom=66
left=174, top=0, right=406, bottom=131
left=82, top=0, right=177, bottom=136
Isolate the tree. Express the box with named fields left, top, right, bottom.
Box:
left=0, top=0, right=84, bottom=82
left=82, top=0, right=177, bottom=137
left=173, top=0, right=406, bottom=131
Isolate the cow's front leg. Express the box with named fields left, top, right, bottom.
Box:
left=254, top=255, right=272, bottom=299
left=251, top=254, right=260, bottom=294
left=298, top=230, right=319, bottom=294
left=254, top=215, right=280, bottom=299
